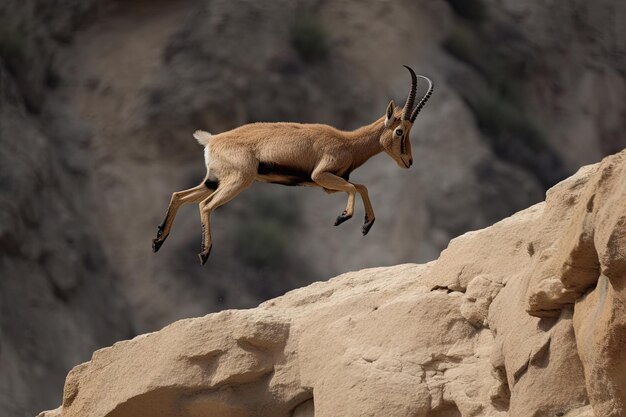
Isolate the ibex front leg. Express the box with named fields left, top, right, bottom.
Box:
left=311, top=171, right=358, bottom=226
left=312, top=171, right=376, bottom=235
left=353, top=183, right=376, bottom=235
left=198, top=177, right=252, bottom=265
left=152, top=182, right=213, bottom=252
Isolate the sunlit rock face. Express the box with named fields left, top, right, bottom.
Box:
left=40, top=150, right=626, bottom=417
left=2, top=0, right=625, bottom=416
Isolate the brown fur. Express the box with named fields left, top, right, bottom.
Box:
left=152, top=67, right=432, bottom=264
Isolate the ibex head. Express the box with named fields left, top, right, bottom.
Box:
left=380, top=65, right=433, bottom=169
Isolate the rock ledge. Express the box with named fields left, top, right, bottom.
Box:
left=40, top=150, right=626, bottom=417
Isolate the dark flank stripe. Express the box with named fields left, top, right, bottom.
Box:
left=257, top=161, right=351, bottom=186
left=257, top=161, right=312, bottom=186
left=257, top=162, right=311, bottom=179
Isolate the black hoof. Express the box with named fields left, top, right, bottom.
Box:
left=362, top=218, right=375, bottom=235
left=334, top=211, right=353, bottom=226
left=198, top=246, right=212, bottom=265
left=152, top=238, right=165, bottom=253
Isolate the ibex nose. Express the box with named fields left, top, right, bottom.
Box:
left=409, top=158, right=413, bottom=166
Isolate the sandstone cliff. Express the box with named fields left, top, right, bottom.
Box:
left=2, top=1, right=625, bottom=416
left=39, top=150, right=626, bottom=416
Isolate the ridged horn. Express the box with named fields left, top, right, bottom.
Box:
left=410, top=75, right=433, bottom=123
left=401, top=65, right=418, bottom=121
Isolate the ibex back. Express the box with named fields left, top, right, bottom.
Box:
left=152, top=66, right=433, bottom=264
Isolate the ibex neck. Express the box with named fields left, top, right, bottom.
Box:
left=345, top=116, right=385, bottom=169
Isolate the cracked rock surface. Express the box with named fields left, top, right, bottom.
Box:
left=39, top=150, right=626, bottom=416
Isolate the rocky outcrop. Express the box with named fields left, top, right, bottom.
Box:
left=3, top=1, right=625, bottom=416
left=40, top=150, right=626, bottom=416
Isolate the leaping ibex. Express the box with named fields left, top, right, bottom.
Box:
left=152, top=66, right=433, bottom=264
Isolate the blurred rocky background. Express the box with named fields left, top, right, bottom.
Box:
left=0, top=0, right=624, bottom=415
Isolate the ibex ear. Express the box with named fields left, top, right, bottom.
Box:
left=384, top=100, right=395, bottom=129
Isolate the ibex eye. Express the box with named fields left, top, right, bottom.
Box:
left=395, top=129, right=403, bottom=136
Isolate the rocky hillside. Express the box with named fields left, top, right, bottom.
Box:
left=1, top=0, right=625, bottom=416
left=39, top=149, right=626, bottom=417
left=0, top=1, right=131, bottom=416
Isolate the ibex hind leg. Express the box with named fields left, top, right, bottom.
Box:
left=152, top=182, right=214, bottom=253
left=197, top=177, right=253, bottom=265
